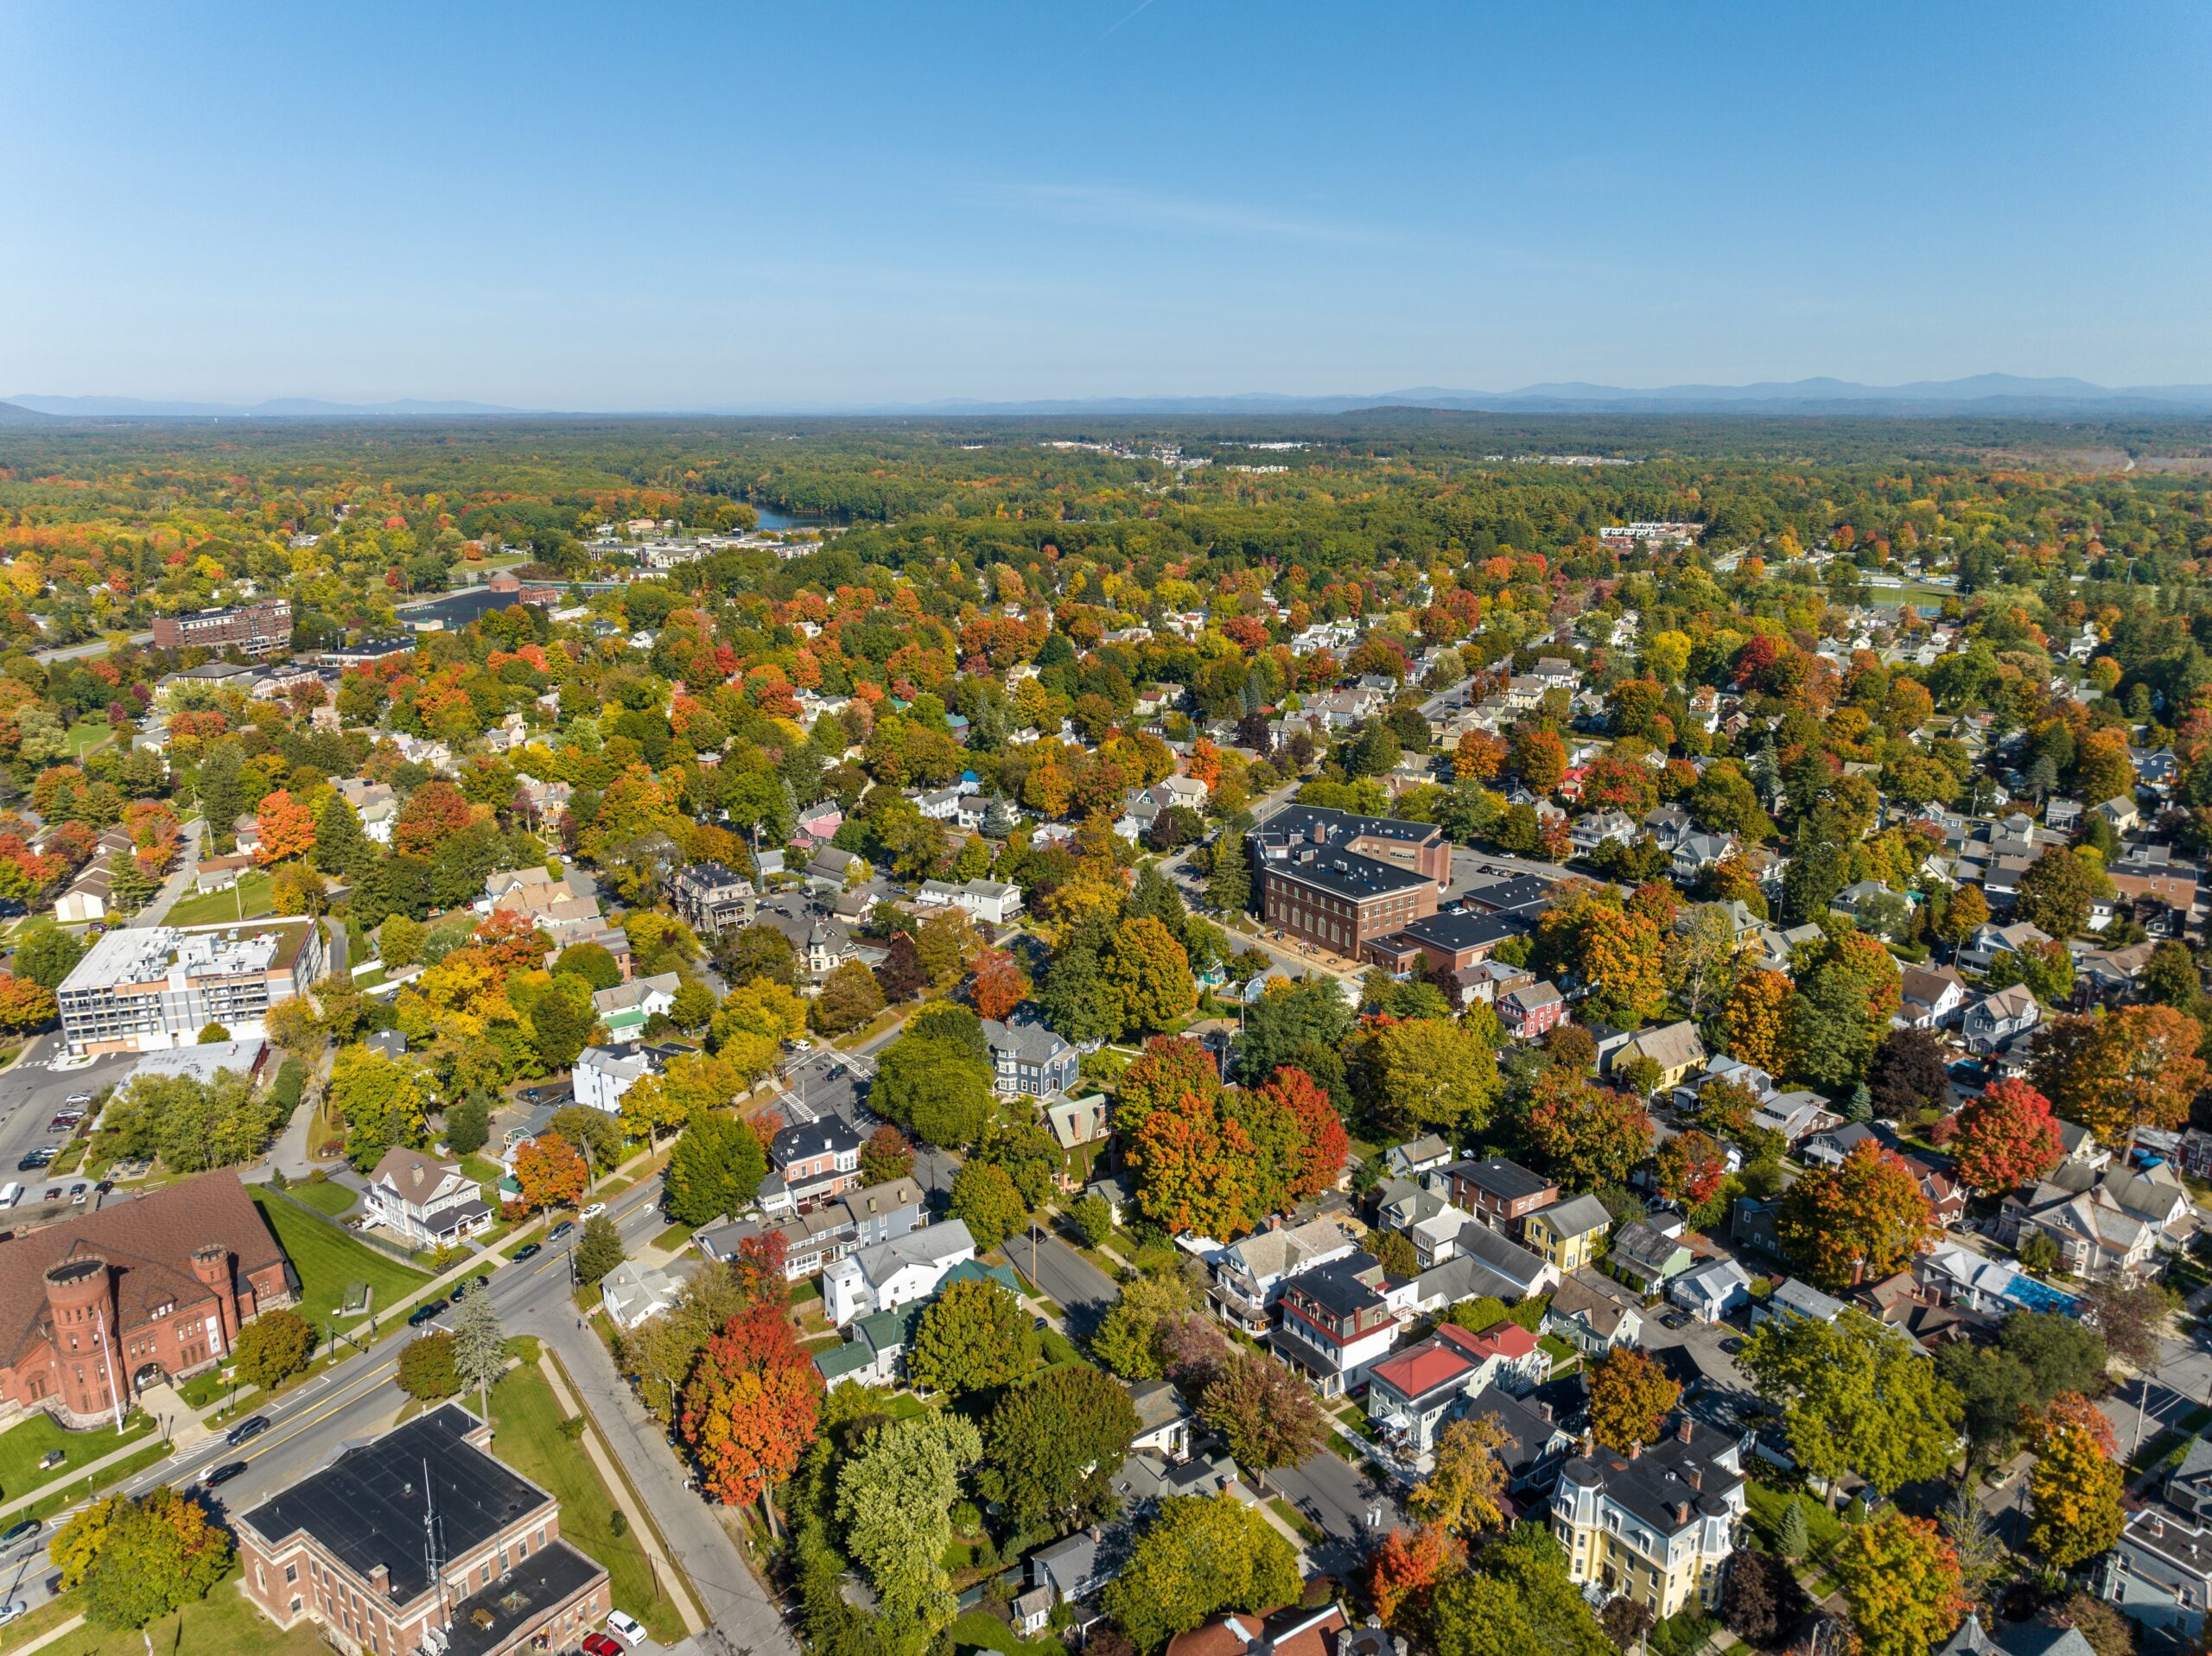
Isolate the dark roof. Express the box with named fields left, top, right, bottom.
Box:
left=1261, top=850, right=1430, bottom=903
left=240, top=1405, right=550, bottom=1606
left=771, top=1117, right=864, bottom=1165
left=1554, top=1416, right=1744, bottom=1537
left=1389, top=910, right=1525, bottom=955
left=1284, top=1254, right=1387, bottom=1320
left=1459, top=875, right=1552, bottom=913
left=0, top=1171, right=288, bottom=1369
left=1447, top=1157, right=1554, bottom=1202
left=442, top=1539, right=606, bottom=1656
left=1257, top=804, right=1442, bottom=847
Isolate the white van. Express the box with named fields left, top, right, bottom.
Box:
left=0, top=1184, right=22, bottom=1210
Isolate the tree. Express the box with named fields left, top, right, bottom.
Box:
left=1535, top=888, right=1666, bottom=1028
left=1831, top=1510, right=1965, bottom=1656
left=1720, top=1548, right=1808, bottom=1647
left=398, top=1331, right=461, bottom=1399
left=1071, top=1192, right=1115, bottom=1246
left=909, top=1277, right=1036, bottom=1397
left=327, top=1044, right=433, bottom=1171
left=1777, top=1497, right=1810, bottom=1562
left=669, top=979, right=717, bottom=1032
left=0, top=973, right=57, bottom=1033
left=451, top=1290, right=506, bottom=1415
left=2016, top=846, right=2113, bottom=938
left=810, top=958, right=886, bottom=1034
left=1370, top=1228, right=1419, bottom=1278
left=985, top=1365, right=1141, bottom=1532
left=2142, top=940, right=2202, bottom=1010
left=1868, top=1026, right=1949, bottom=1120
left=949, top=1160, right=1027, bottom=1252
left=860, top=1124, right=913, bottom=1186
left=507, top=1133, right=588, bottom=1214
left=553, top=941, right=623, bottom=991
left=444, top=1090, right=492, bottom=1157
left=1198, top=1346, right=1326, bottom=1473
left=1206, top=833, right=1251, bottom=913
left=2055, top=1593, right=2137, bottom=1656
left=1652, top=1129, right=1728, bottom=1216
left=2078, top=1275, right=2173, bottom=1369
left=1949, top=1078, right=2065, bottom=1194
left=874, top=931, right=927, bottom=1002
left=836, top=1412, right=981, bottom=1626
left=1090, top=1270, right=1194, bottom=1380
left=2032, top=1004, right=2208, bottom=1145
left=10, top=924, right=83, bottom=990
left=1521, top=1081, right=1653, bottom=1193
left=1118, top=1035, right=1224, bottom=1133
left=1587, top=1348, right=1681, bottom=1452
left=550, top=1103, right=623, bottom=1170
left=1130, top=1088, right=1265, bottom=1237
left=231, top=1307, right=312, bottom=1390
left=575, top=1215, right=625, bottom=1285
left=1939, top=880, right=1991, bottom=944
left=683, top=1301, right=823, bottom=1534
left=1427, top=1524, right=1611, bottom=1656
left=2000, top=1309, right=2111, bottom=1401
left=1368, top=1525, right=1466, bottom=1632
left=1103, top=1494, right=1302, bottom=1654
left=872, top=1031, right=994, bottom=1147
left=1373, top=1016, right=1501, bottom=1137
left=2030, top=1418, right=2126, bottom=1568
left=1723, top=968, right=1793, bottom=1073
left=1776, top=1140, right=1936, bottom=1291
left=394, top=779, right=476, bottom=858
left=58, top=1487, right=232, bottom=1631
left=1235, top=978, right=1354, bottom=1082
left=969, top=946, right=1031, bottom=1021
left=1103, top=915, right=1198, bottom=1037
left=1740, top=1307, right=1962, bottom=1503
left=251, top=788, right=317, bottom=866
left=1408, top=1412, right=1510, bottom=1536
left=1257, top=1066, right=1348, bottom=1199
left=914, top=908, right=980, bottom=988
left=664, top=1113, right=769, bottom=1227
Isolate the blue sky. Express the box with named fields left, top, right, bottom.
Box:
left=3, top=1, right=2208, bottom=408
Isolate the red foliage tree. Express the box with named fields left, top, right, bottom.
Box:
left=251, top=789, right=317, bottom=866
left=1114, top=1036, right=1222, bottom=1137
left=680, top=1301, right=821, bottom=1533
left=393, top=779, right=477, bottom=858
left=1259, top=1066, right=1350, bottom=1201
left=969, top=948, right=1033, bottom=1023
left=1367, top=1524, right=1465, bottom=1632
left=468, top=908, right=552, bottom=981
left=505, top=1133, right=588, bottom=1215
left=1653, top=1129, right=1728, bottom=1209
left=732, top=1231, right=790, bottom=1309
left=1949, top=1078, right=2065, bottom=1196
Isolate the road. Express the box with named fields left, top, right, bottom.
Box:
left=773, top=1025, right=954, bottom=1199
left=1268, top=1447, right=1403, bottom=1575
left=1007, top=1228, right=1120, bottom=1336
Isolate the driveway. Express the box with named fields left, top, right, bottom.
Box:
left=1007, top=1229, right=1120, bottom=1336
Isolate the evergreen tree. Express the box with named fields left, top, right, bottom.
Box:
left=1205, top=834, right=1251, bottom=914
left=1778, top=1497, right=1809, bottom=1561
left=575, top=1215, right=625, bottom=1285
left=1040, top=917, right=1117, bottom=1043
left=451, top=1291, right=506, bottom=1417
left=312, top=795, right=369, bottom=875
left=444, top=1090, right=492, bottom=1156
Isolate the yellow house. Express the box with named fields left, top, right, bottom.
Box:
left=1609, top=1019, right=1708, bottom=1092
left=1525, top=1193, right=1612, bottom=1276
left=1553, top=1418, right=1747, bottom=1620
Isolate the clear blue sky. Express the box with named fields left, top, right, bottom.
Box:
left=4, top=1, right=2208, bottom=409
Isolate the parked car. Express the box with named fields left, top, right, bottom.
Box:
left=0, top=1602, right=26, bottom=1626
left=582, top=1636, right=625, bottom=1656
left=63, top=1093, right=92, bottom=1105
left=225, top=1415, right=270, bottom=1446
left=41, top=1188, right=60, bottom=1202
left=67, top=1183, right=87, bottom=1205
left=408, top=1302, right=443, bottom=1327
left=514, top=1242, right=541, bottom=1261
left=548, top=1221, right=575, bottom=1242
left=1661, top=1311, right=1688, bottom=1331
left=0, top=1519, right=40, bottom=1550
left=606, top=1611, right=648, bottom=1647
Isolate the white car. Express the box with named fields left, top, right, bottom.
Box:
left=580, top=1202, right=608, bottom=1221
left=0, top=1602, right=25, bottom=1626
left=606, top=1609, right=647, bottom=1646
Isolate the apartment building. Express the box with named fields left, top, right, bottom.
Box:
left=1551, top=1417, right=1747, bottom=1620
left=55, top=922, right=325, bottom=1056
left=151, top=600, right=293, bottom=657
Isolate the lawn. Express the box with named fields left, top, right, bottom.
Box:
left=62, top=720, right=115, bottom=758
left=251, top=1191, right=431, bottom=1327
left=949, top=1608, right=1067, bottom=1656
left=11, top=1439, right=176, bottom=1525
left=7, top=1576, right=325, bottom=1656
left=1268, top=1496, right=1325, bottom=1545
left=1745, top=1478, right=1847, bottom=1561
left=652, top=1221, right=694, bottom=1253
left=285, top=1178, right=357, bottom=1217
left=163, top=871, right=275, bottom=928
left=487, top=1364, right=688, bottom=1646
left=0, top=1410, right=153, bottom=1507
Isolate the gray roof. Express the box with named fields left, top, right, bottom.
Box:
left=1452, top=1221, right=1551, bottom=1290
left=983, top=1016, right=1071, bottom=1065
left=1532, top=1193, right=1612, bottom=1238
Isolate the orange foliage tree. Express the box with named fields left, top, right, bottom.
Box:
left=680, top=1301, right=822, bottom=1535
left=505, top=1133, right=588, bottom=1215
left=251, top=789, right=316, bottom=866
left=969, top=948, right=1033, bottom=1023
left=1257, top=1065, right=1349, bottom=1201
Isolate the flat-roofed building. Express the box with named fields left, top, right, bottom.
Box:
left=1246, top=806, right=1450, bottom=956
left=151, top=600, right=292, bottom=657
left=55, top=922, right=325, bottom=1056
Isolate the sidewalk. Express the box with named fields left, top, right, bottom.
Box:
left=537, top=1352, right=707, bottom=1638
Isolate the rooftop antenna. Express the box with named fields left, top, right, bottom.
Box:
left=423, top=1457, right=446, bottom=1610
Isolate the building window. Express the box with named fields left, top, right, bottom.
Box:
left=283, top=1564, right=297, bottom=1585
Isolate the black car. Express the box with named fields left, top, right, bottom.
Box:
left=14, top=1155, right=43, bottom=1172
left=408, top=1301, right=443, bottom=1327
left=225, top=1414, right=270, bottom=1447
left=201, top=1461, right=249, bottom=1488
left=514, top=1242, right=541, bottom=1261
left=1661, top=1311, right=1689, bottom=1331
left=0, top=1519, right=38, bottom=1550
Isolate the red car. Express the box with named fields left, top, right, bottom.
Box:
left=582, top=1636, right=625, bottom=1656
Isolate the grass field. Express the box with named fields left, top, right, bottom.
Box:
left=0, top=1410, right=153, bottom=1506
left=164, top=870, right=275, bottom=929
left=949, top=1608, right=1066, bottom=1656
left=488, top=1365, right=687, bottom=1646
left=10, top=1438, right=176, bottom=1525
left=251, top=1190, right=431, bottom=1325
left=285, top=1178, right=357, bottom=1217
left=62, top=720, right=114, bottom=758
left=3, top=1576, right=325, bottom=1656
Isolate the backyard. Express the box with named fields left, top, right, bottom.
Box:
left=283, top=1177, right=357, bottom=1218
left=487, top=1362, right=689, bottom=1646
left=163, top=870, right=276, bottom=929
left=251, top=1190, right=431, bottom=1326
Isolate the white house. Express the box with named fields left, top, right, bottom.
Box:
left=823, top=1219, right=978, bottom=1327
left=600, top=1259, right=682, bottom=1332
left=572, top=1041, right=682, bottom=1115
left=363, top=1147, right=494, bottom=1247
left=1669, top=1258, right=1752, bottom=1323
left=914, top=879, right=1025, bottom=926
left=590, top=971, right=682, bottom=1040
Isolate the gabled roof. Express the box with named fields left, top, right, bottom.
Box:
left=1529, top=1193, right=1612, bottom=1238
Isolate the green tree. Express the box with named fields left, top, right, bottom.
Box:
left=1206, top=834, right=1251, bottom=914
left=327, top=1044, right=434, bottom=1171
left=909, top=1278, right=1036, bottom=1397
left=949, top=1160, right=1027, bottom=1252
left=873, top=1032, right=994, bottom=1148
left=1103, top=1494, right=1303, bottom=1654
left=10, top=923, right=84, bottom=991
left=1102, top=915, right=1198, bottom=1037
left=2014, top=846, right=2113, bottom=938
left=1090, top=1270, right=1194, bottom=1380
left=312, top=794, right=369, bottom=875
left=1739, top=1307, right=1962, bottom=1504
left=985, top=1364, right=1141, bottom=1532
left=1777, top=1497, right=1809, bottom=1562
left=664, top=1113, right=769, bottom=1227
left=60, top=1487, right=232, bottom=1631
left=1427, top=1523, right=1612, bottom=1656
left=836, top=1413, right=982, bottom=1630
left=553, top=941, right=622, bottom=991
left=670, top=979, right=718, bottom=1031
left=230, top=1307, right=313, bottom=1390
left=1372, top=1016, right=1500, bottom=1136
left=575, top=1215, right=625, bottom=1285
left=1071, top=1193, right=1116, bottom=1247
left=810, top=958, right=886, bottom=1034
left=443, top=1090, right=492, bottom=1157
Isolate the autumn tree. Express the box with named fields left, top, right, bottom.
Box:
left=1723, top=968, right=1793, bottom=1073
left=392, top=779, right=476, bottom=858
left=1949, top=1078, right=2065, bottom=1195
left=1371, top=1015, right=1501, bottom=1138
left=506, top=1132, right=588, bottom=1215
left=2032, top=1003, right=2208, bottom=1145
left=860, top=1124, right=913, bottom=1186
left=1652, top=1129, right=1728, bottom=1217
left=1831, top=1511, right=1965, bottom=1656
left=1368, top=1525, right=1466, bottom=1632
left=1198, top=1346, right=1327, bottom=1473
left=54, top=1487, right=232, bottom=1631
left=1588, top=1348, right=1681, bottom=1451
left=1512, top=726, right=1567, bottom=793
left=1257, top=1065, right=1349, bottom=1200
left=1129, top=1087, right=1264, bottom=1237
left=398, top=1331, right=461, bottom=1399
left=681, top=1301, right=823, bottom=1534
left=1408, top=1412, right=1510, bottom=1535
left=873, top=931, right=927, bottom=1002
left=969, top=946, right=1032, bottom=1022
left=1535, top=885, right=1666, bottom=1029
left=0, top=974, right=58, bottom=1033
left=1776, top=1140, right=1936, bottom=1291
left=251, top=788, right=316, bottom=866
left=232, top=1307, right=313, bottom=1391
left=810, top=957, right=886, bottom=1035
left=1521, top=1079, right=1653, bottom=1193
left=1103, top=915, right=1198, bottom=1036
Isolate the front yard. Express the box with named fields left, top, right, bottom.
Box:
left=251, top=1190, right=432, bottom=1326
left=0, top=1409, right=153, bottom=1505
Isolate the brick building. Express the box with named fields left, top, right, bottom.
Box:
left=150, top=600, right=292, bottom=657
left=0, top=1172, right=294, bottom=1428
left=1247, top=806, right=1450, bottom=956
left=238, top=1404, right=609, bottom=1656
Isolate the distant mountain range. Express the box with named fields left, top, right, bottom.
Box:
left=10, top=375, right=2212, bottom=421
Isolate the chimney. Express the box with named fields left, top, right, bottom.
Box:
left=1676, top=1417, right=1694, bottom=1445
left=1686, top=1468, right=1702, bottom=1492
left=369, top=1564, right=391, bottom=1597
left=1675, top=1501, right=1693, bottom=1526
left=1628, top=1442, right=1641, bottom=1460
left=1535, top=1401, right=1552, bottom=1424
left=2152, top=1513, right=2166, bottom=1537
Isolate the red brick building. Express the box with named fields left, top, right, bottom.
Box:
left=0, top=1173, right=293, bottom=1428
left=150, top=600, right=292, bottom=657
left=1246, top=806, right=1451, bottom=956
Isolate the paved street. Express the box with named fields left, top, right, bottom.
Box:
left=2103, top=1323, right=2212, bottom=1464
left=1007, top=1228, right=1121, bottom=1335
left=0, top=1044, right=139, bottom=1183
left=1268, top=1445, right=1402, bottom=1575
